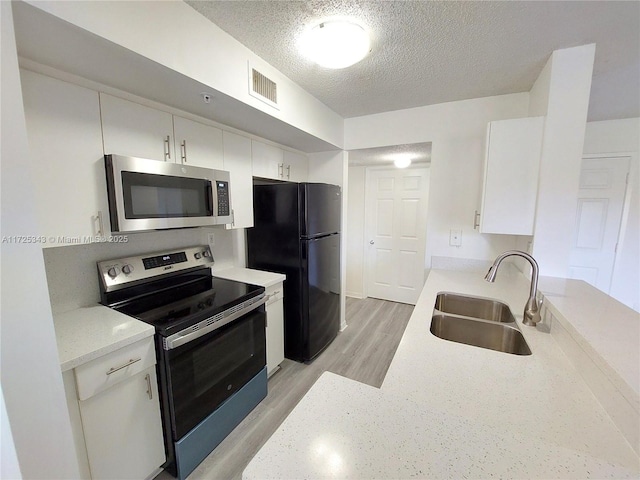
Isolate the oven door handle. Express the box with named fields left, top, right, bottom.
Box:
left=163, top=295, right=267, bottom=350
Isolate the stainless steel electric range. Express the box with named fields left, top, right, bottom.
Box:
left=98, top=246, right=267, bottom=479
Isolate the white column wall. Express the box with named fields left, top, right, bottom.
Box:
left=0, top=2, right=80, bottom=478
left=346, top=166, right=366, bottom=299
left=529, top=44, right=596, bottom=277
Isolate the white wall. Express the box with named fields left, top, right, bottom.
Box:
left=1, top=387, right=22, bottom=480
left=0, top=2, right=80, bottom=477
left=346, top=166, right=366, bottom=298
left=529, top=44, right=596, bottom=277
left=345, top=93, right=529, bottom=272
left=308, top=151, right=348, bottom=330
left=583, top=118, right=640, bottom=311
left=25, top=0, right=343, bottom=149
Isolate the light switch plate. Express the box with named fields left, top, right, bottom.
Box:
left=207, top=233, right=215, bottom=246
left=449, top=229, right=462, bottom=247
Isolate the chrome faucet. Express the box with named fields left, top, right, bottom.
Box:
left=485, top=250, right=542, bottom=326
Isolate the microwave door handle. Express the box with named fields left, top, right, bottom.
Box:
left=206, top=183, right=215, bottom=216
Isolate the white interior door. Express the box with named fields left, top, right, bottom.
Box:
left=365, top=167, right=429, bottom=304
left=569, top=156, right=630, bottom=293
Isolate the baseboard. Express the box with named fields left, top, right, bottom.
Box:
left=346, top=291, right=365, bottom=299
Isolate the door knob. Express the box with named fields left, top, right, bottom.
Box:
left=369, top=240, right=375, bottom=245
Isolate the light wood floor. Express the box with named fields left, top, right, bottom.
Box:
left=158, top=297, right=414, bottom=480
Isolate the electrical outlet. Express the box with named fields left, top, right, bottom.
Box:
left=449, top=229, right=462, bottom=247
left=207, top=233, right=215, bottom=246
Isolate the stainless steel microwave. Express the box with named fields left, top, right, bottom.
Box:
left=104, top=154, right=232, bottom=233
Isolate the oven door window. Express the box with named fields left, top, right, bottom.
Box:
left=121, top=171, right=213, bottom=219
left=166, top=308, right=266, bottom=439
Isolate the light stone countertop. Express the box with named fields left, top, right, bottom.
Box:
left=213, top=267, right=286, bottom=288
left=244, top=372, right=637, bottom=479
left=538, top=276, right=640, bottom=404
left=244, top=268, right=640, bottom=479
left=53, top=306, right=154, bottom=372
left=53, top=267, right=284, bottom=372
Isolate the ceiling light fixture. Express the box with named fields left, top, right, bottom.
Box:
left=393, top=154, right=413, bottom=168
left=299, top=19, right=370, bottom=69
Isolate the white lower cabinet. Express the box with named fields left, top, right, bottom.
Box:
left=68, top=337, right=165, bottom=479
left=265, top=282, right=285, bottom=376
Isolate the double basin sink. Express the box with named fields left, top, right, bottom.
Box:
left=430, top=292, right=532, bottom=355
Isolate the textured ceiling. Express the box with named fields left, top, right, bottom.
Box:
left=185, top=0, right=640, bottom=122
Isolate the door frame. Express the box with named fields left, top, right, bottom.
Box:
left=580, top=152, right=634, bottom=294
left=363, top=165, right=430, bottom=302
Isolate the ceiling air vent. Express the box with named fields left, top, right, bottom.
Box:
left=249, top=63, right=279, bottom=109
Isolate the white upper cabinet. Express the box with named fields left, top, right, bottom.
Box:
left=100, top=93, right=174, bottom=162
left=283, top=150, right=308, bottom=182
left=251, top=140, right=308, bottom=182
left=479, top=116, right=545, bottom=235
left=173, top=115, right=224, bottom=169
left=21, top=70, right=108, bottom=245
left=223, top=131, right=254, bottom=229
left=251, top=139, right=283, bottom=180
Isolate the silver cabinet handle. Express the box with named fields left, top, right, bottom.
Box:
left=278, top=163, right=284, bottom=178
left=286, top=164, right=291, bottom=179
left=474, top=210, right=481, bottom=230
left=369, top=240, right=375, bottom=245
left=145, top=373, right=153, bottom=400
left=164, top=135, right=171, bottom=161
left=180, top=140, right=187, bottom=163
left=106, top=357, right=141, bottom=375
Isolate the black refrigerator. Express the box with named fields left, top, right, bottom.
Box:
left=247, top=182, right=341, bottom=362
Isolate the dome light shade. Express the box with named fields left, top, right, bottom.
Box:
left=393, top=155, right=412, bottom=168
left=300, top=20, right=370, bottom=69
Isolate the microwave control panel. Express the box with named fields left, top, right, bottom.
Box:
left=216, top=181, right=230, bottom=217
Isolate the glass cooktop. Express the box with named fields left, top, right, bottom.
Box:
left=109, top=272, right=264, bottom=336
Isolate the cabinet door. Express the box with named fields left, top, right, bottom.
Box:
left=78, top=367, right=165, bottom=480
left=479, top=117, right=544, bottom=235
left=223, top=131, right=254, bottom=229
left=251, top=140, right=283, bottom=180
left=21, top=70, right=108, bottom=246
left=283, top=150, right=309, bottom=182
left=100, top=93, right=174, bottom=162
left=173, top=115, right=224, bottom=169
left=265, top=284, right=285, bottom=376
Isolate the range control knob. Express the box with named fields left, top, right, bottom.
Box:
left=203, top=249, right=211, bottom=257
left=122, top=264, right=133, bottom=275
left=107, top=267, right=120, bottom=279
left=194, top=253, right=202, bottom=260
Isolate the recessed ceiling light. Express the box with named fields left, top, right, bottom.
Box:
left=299, top=19, right=370, bottom=69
